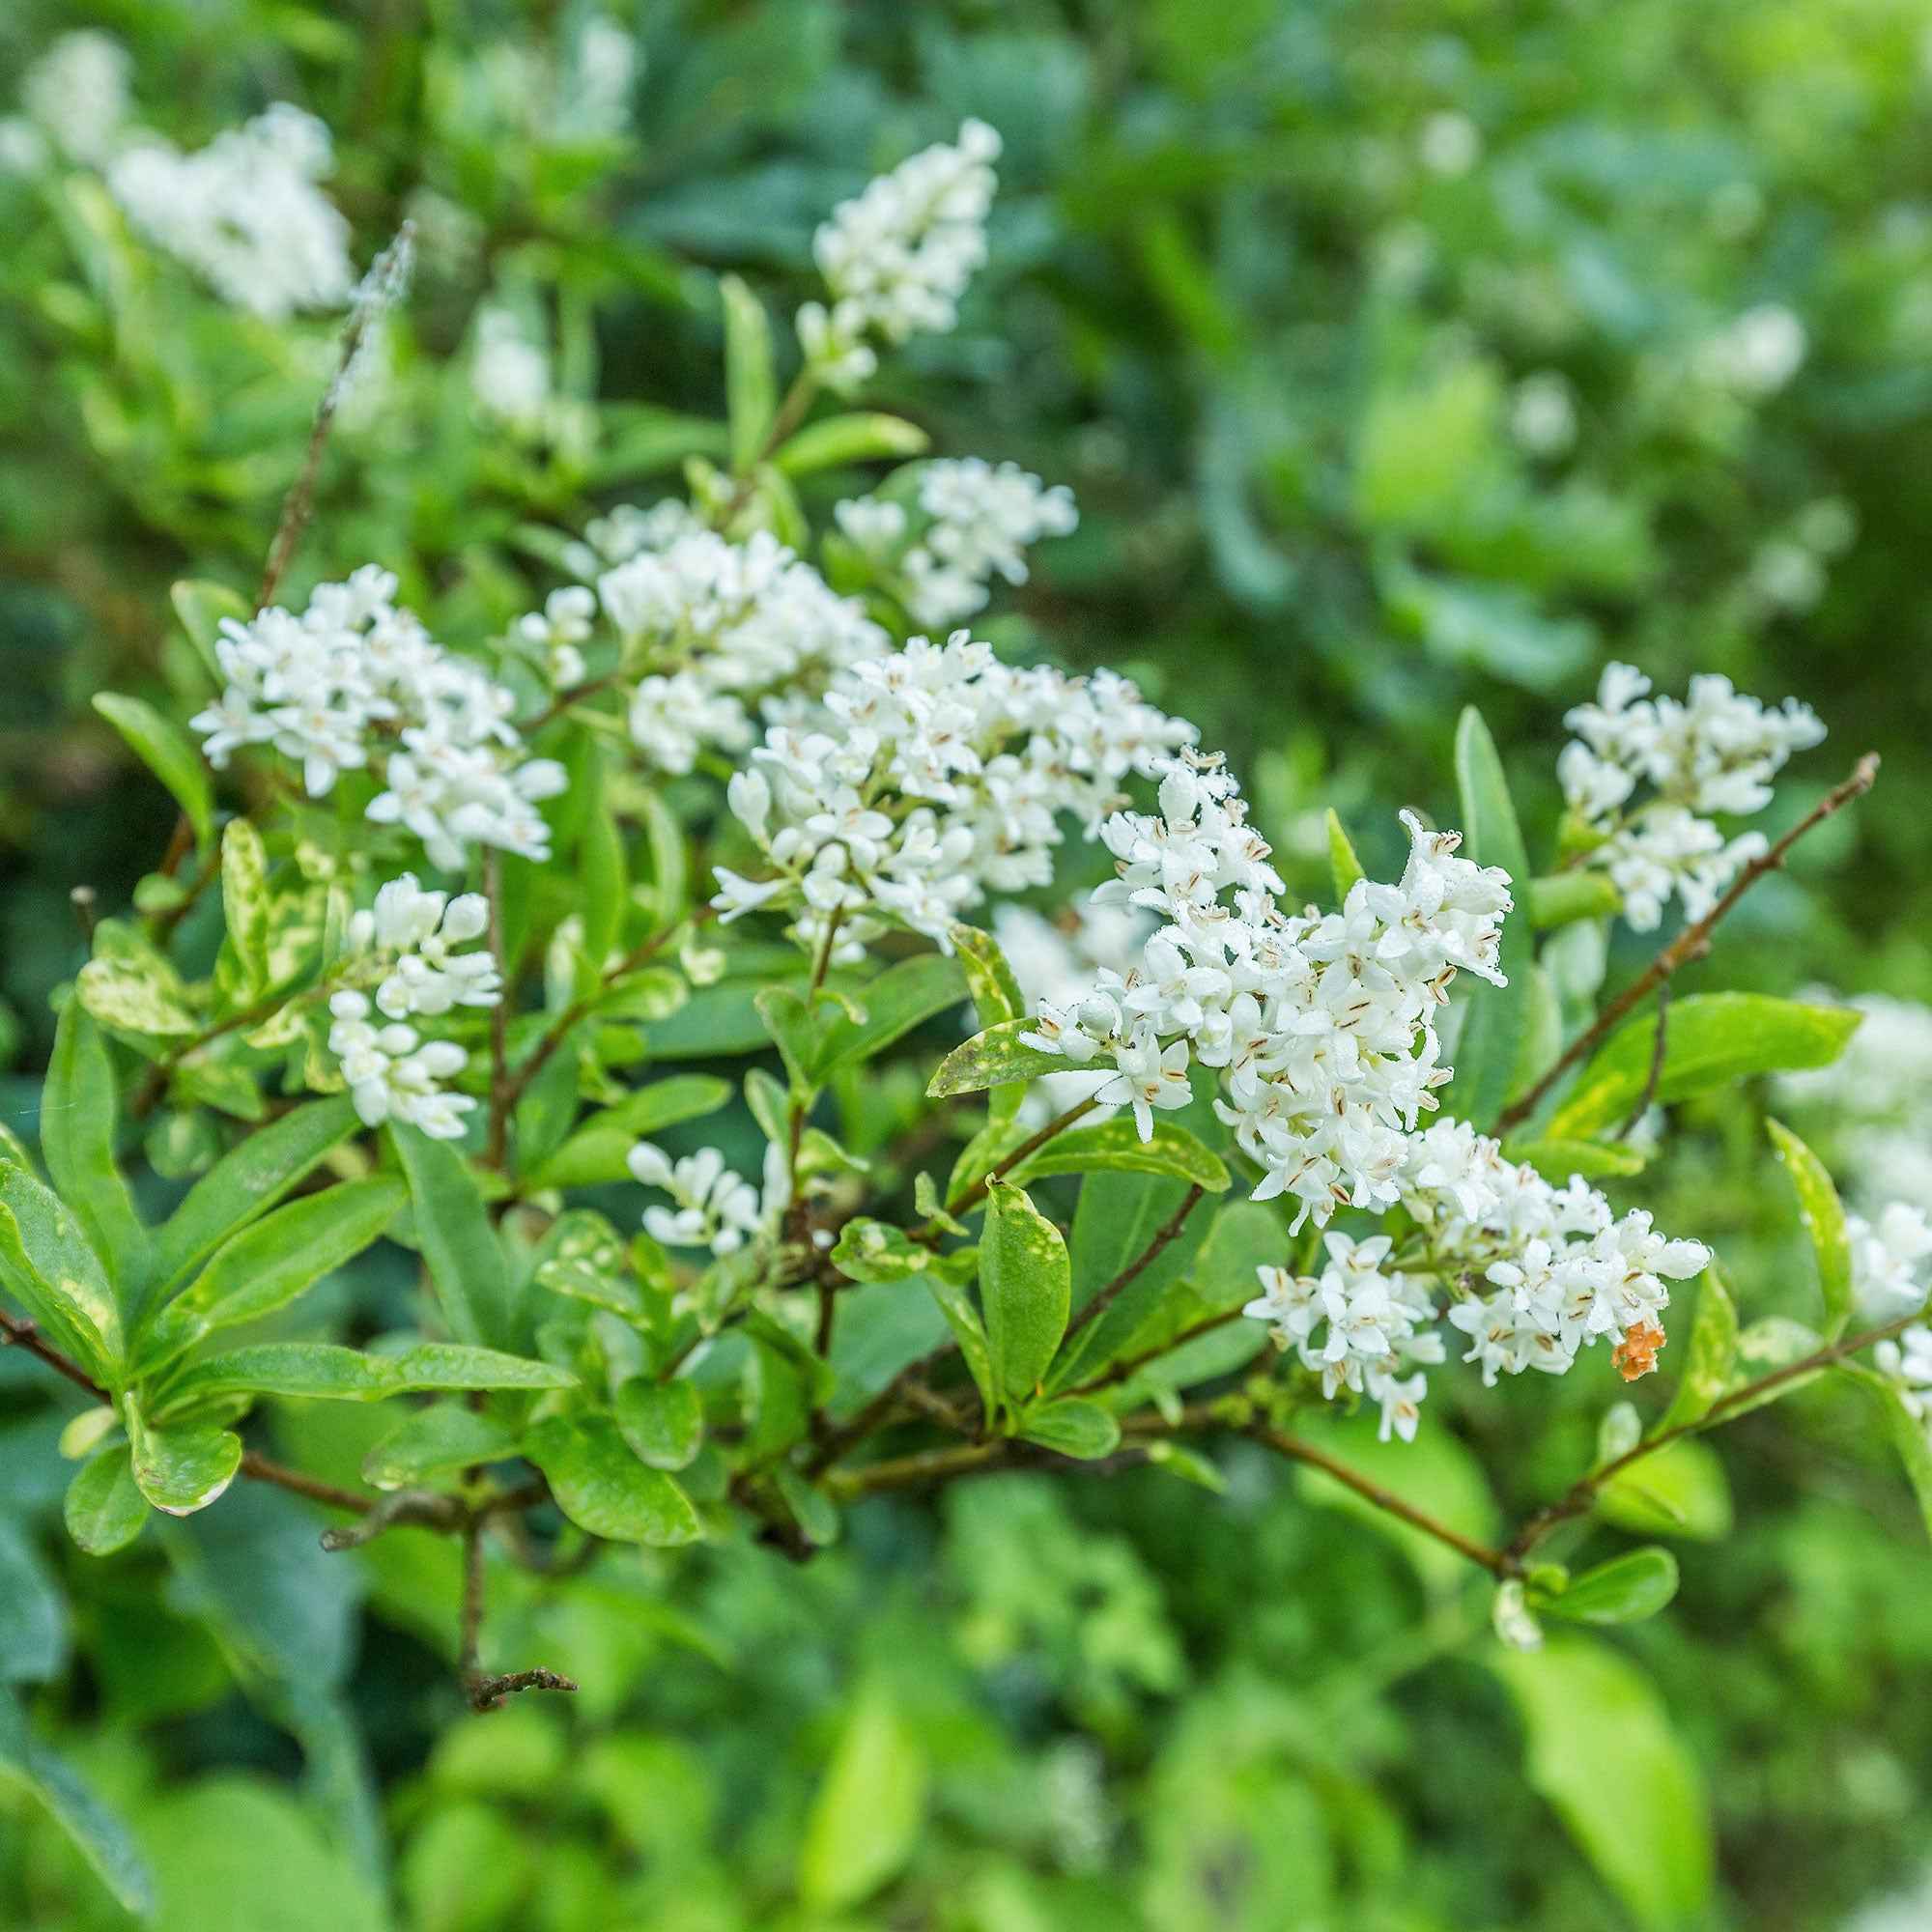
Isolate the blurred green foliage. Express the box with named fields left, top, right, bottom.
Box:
left=3, top=1, right=1931, bottom=1927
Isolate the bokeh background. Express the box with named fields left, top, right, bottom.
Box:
left=4, top=3, right=1932, bottom=1928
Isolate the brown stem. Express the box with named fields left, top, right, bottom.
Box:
left=938, top=1095, right=1100, bottom=1225
left=1495, top=752, right=1880, bottom=1137
left=1503, top=1307, right=1922, bottom=1563
left=491, top=907, right=718, bottom=1146
left=0, top=1311, right=107, bottom=1399
left=258, top=224, right=413, bottom=611
left=242, top=1451, right=376, bottom=1518
left=1247, top=1422, right=1511, bottom=1576
left=1065, top=1306, right=1246, bottom=1398
left=129, top=980, right=333, bottom=1121
left=1063, top=1185, right=1206, bottom=1344
left=456, top=1513, right=578, bottom=1713
left=1611, top=980, right=1669, bottom=1143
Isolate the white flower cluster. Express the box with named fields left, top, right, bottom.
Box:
left=992, top=901, right=1151, bottom=1122
left=1777, top=993, right=1932, bottom=1219
left=1020, top=741, right=1511, bottom=1224
left=108, top=103, right=355, bottom=321
left=597, top=528, right=888, bottom=775
left=565, top=498, right=704, bottom=578
left=3, top=31, right=130, bottom=169
left=1244, top=1120, right=1711, bottom=1438
left=837, top=459, right=1079, bottom=631
left=327, top=991, right=474, bottom=1140
left=1558, top=663, right=1826, bottom=930
left=628, top=1143, right=782, bottom=1258
left=517, top=586, right=597, bottom=691
left=190, top=567, right=566, bottom=869
left=797, top=120, right=1002, bottom=392
left=348, top=874, right=502, bottom=1019
left=714, top=633, right=1194, bottom=959
left=1849, top=1204, right=1932, bottom=1320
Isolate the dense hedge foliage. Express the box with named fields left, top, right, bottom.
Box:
left=4, top=5, right=1932, bottom=1931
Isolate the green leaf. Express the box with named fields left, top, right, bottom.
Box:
left=1049, top=1171, right=1214, bottom=1392
left=161, top=1342, right=573, bottom=1406
left=0, top=1690, right=154, bottom=1917
left=92, top=691, right=215, bottom=853
left=126, top=1397, right=242, bottom=1515
left=1766, top=1117, right=1855, bottom=1339
left=1537, top=1547, right=1680, bottom=1624
left=1547, top=994, right=1863, bottom=1140
left=924, top=1275, right=999, bottom=1422
left=1436, top=708, right=1530, bottom=1132
left=1658, top=1265, right=1740, bottom=1432
left=1017, top=1396, right=1122, bottom=1460
left=829, top=1218, right=933, bottom=1284
left=926, top=1016, right=1068, bottom=1097
left=798, top=1677, right=928, bottom=1912
left=948, top=923, right=1024, bottom=1028
left=614, top=1377, right=704, bottom=1470
left=0, top=1158, right=122, bottom=1380
left=361, top=1405, right=519, bottom=1491
left=1505, top=1135, right=1647, bottom=1182
left=390, top=1124, right=516, bottom=1349
left=773, top=1465, right=840, bottom=1547
left=589, top=405, right=731, bottom=484
left=811, top=953, right=967, bottom=1077
left=576, top=749, right=626, bottom=991
left=773, top=412, right=928, bottom=475
left=76, top=939, right=198, bottom=1038
left=1489, top=1638, right=1714, bottom=1930
left=64, top=1446, right=149, bottom=1555
left=171, top=577, right=248, bottom=682
left=1724, top=1315, right=1827, bottom=1421
left=220, top=818, right=273, bottom=994
left=528, top=1074, right=732, bottom=1188
left=1325, top=808, right=1365, bottom=901
left=42, top=1000, right=149, bottom=1312
left=0, top=1519, right=64, bottom=1682
left=153, top=1094, right=360, bottom=1291
left=144, top=1176, right=406, bottom=1364
left=1849, top=1367, right=1932, bottom=1544
left=980, top=1180, right=1070, bottom=1406
left=1527, top=870, right=1622, bottom=930
left=721, top=272, right=776, bottom=469
left=755, top=984, right=821, bottom=1092
left=1598, top=1439, right=1733, bottom=1541
left=1006, top=1116, right=1229, bottom=1192
left=526, top=1413, right=702, bottom=1546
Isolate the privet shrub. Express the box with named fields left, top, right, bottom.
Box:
left=3, top=64, right=1929, bottom=1923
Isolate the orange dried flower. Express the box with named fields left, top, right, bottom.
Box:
left=1613, top=1320, right=1667, bottom=1381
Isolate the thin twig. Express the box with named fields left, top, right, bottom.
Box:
left=258, top=223, right=414, bottom=611
left=1063, top=1185, right=1206, bottom=1343
left=1495, top=752, right=1880, bottom=1137
left=490, top=907, right=718, bottom=1141
left=1065, top=1305, right=1246, bottom=1397
left=1503, top=1306, right=1923, bottom=1563
left=1247, top=1422, right=1512, bottom=1575
left=456, top=1513, right=578, bottom=1713
left=0, top=1311, right=107, bottom=1399
left=938, top=1095, right=1100, bottom=1226
left=1611, top=980, right=1669, bottom=1143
